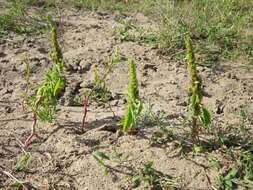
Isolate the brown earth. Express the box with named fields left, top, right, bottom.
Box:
left=0, top=8, right=253, bottom=190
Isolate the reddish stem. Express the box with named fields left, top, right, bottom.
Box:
left=24, top=113, right=38, bottom=147
left=80, top=95, right=89, bottom=132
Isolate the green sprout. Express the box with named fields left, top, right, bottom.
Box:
left=185, top=35, right=211, bottom=143
left=123, top=59, right=143, bottom=133
left=25, top=16, right=66, bottom=146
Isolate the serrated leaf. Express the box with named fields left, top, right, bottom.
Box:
left=200, top=107, right=211, bottom=128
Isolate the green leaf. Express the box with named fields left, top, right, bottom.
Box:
left=53, top=78, right=63, bottom=96
left=95, top=151, right=110, bottom=160
left=200, top=107, right=211, bottom=128
left=132, top=175, right=141, bottom=184
left=123, top=106, right=133, bottom=132
left=226, top=168, right=238, bottom=179
left=191, top=94, right=197, bottom=107
left=15, top=153, right=32, bottom=172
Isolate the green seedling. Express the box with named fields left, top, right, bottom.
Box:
left=114, top=20, right=137, bottom=42
left=91, top=48, right=120, bottom=103
left=3, top=171, right=29, bottom=189
left=92, top=151, right=111, bottom=176
left=185, top=35, right=211, bottom=143
left=15, top=152, right=32, bottom=172
left=21, top=57, right=31, bottom=110
left=25, top=16, right=65, bottom=146
left=123, top=59, right=143, bottom=133
left=132, top=162, right=179, bottom=189
left=90, top=47, right=120, bottom=103
left=136, top=102, right=165, bottom=129
left=92, top=149, right=134, bottom=177
left=218, top=167, right=238, bottom=190
left=218, top=146, right=253, bottom=189
left=80, top=48, right=120, bottom=130
left=207, top=154, right=221, bottom=170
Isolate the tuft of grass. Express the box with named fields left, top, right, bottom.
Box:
left=114, top=19, right=158, bottom=48
left=185, top=35, right=211, bottom=143
left=218, top=147, right=253, bottom=190
left=132, top=162, right=180, bottom=189
left=73, top=0, right=145, bottom=13
left=153, top=0, right=253, bottom=64
left=0, top=0, right=47, bottom=38
left=123, top=59, right=143, bottom=133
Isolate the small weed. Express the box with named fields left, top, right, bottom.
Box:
left=217, top=146, right=253, bottom=189
left=185, top=35, right=211, bottom=143
left=132, top=162, right=180, bottom=189
left=25, top=16, right=65, bottom=146
left=15, top=152, right=32, bottom=172
left=123, top=59, right=143, bottom=134
left=0, top=0, right=46, bottom=37
left=92, top=151, right=111, bottom=176
left=135, top=102, right=166, bottom=129
left=21, top=57, right=31, bottom=110
left=3, top=171, right=29, bottom=189
left=80, top=48, right=120, bottom=130
left=207, top=154, right=220, bottom=170
left=114, top=19, right=158, bottom=48
left=89, top=47, right=120, bottom=103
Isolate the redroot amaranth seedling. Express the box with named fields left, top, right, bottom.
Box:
left=80, top=49, right=120, bottom=131
left=185, top=36, right=211, bottom=142
left=24, top=16, right=65, bottom=146
left=123, top=59, right=143, bottom=133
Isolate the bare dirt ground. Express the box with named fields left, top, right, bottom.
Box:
left=0, top=9, right=253, bottom=190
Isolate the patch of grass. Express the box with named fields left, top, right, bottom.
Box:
left=114, top=19, right=158, bottom=48
left=152, top=0, right=253, bottom=65
left=73, top=0, right=151, bottom=13
left=132, top=162, right=180, bottom=189
left=0, top=0, right=47, bottom=37
left=218, top=146, right=253, bottom=190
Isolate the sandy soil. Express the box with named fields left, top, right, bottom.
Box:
left=0, top=8, right=253, bottom=190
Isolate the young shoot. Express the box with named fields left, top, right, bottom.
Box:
left=25, top=16, right=66, bottom=146
left=80, top=48, right=120, bottom=131
left=185, top=35, right=211, bottom=143
left=123, top=59, right=143, bottom=134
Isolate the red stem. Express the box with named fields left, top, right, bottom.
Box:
left=24, top=112, right=38, bottom=147
left=80, top=95, right=89, bottom=131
